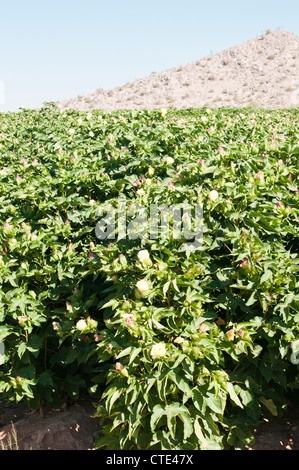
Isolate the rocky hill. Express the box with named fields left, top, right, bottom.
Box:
left=60, top=30, right=299, bottom=111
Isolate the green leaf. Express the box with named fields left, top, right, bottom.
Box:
left=205, top=391, right=226, bottom=415
left=226, top=383, right=244, bottom=409
left=129, top=347, right=142, bottom=365
left=258, top=397, right=278, bottom=416
left=194, top=419, right=208, bottom=449
left=116, top=346, right=132, bottom=359
left=260, top=270, right=273, bottom=284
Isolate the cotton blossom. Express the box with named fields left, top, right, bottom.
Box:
left=94, top=334, right=103, bottom=342
left=136, top=279, right=150, bottom=297
left=174, top=336, right=185, bottom=344
left=209, top=190, right=219, bottom=202
left=18, top=315, right=27, bottom=325
left=199, top=323, right=209, bottom=333
left=52, top=321, right=60, bottom=331
left=115, top=362, right=124, bottom=372
left=255, top=171, right=264, bottom=182
left=76, top=319, right=87, bottom=331
left=124, top=314, right=134, bottom=327
left=165, top=156, right=174, bottom=165
left=150, top=343, right=167, bottom=359
left=227, top=329, right=235, bottom=341
left=240, top=258, right=250, bottom=268
left=137, top=250, right=151, bottom=264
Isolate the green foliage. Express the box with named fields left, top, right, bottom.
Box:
left=0, top=104, right=298, bottom=449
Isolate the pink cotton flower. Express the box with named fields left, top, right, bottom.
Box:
left=240, top=258, right=250, bottom=268
left=88, top=252, right=95, bottom=259
left=255, top=171, right=264, bottom=182
left=125, top=316, right=134, bottom=327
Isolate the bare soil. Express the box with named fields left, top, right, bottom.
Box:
left=0, top=398, right=298, bottom=450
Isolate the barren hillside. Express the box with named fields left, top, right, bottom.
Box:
left=60, top=30, right=299, bottom=111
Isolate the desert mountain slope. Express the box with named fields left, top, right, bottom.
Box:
left=60, top=30, right=299, bottom=111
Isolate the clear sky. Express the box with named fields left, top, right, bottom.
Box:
left=0, top=0, right=298, bottom=112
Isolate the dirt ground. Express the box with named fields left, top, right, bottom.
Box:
left=0, top=397, right=298, bottom=450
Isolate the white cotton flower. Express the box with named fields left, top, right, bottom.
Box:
left=136, top=279, right=150, bottom=297
left=209, top=190, right=219, bottom=202
left=150, top=343, right=167, bottom=359
left=137, top=250, right=151, bottom=264
left=165, top=156, right=174, bottom=165
left=76, top=319, right=87, bottom=331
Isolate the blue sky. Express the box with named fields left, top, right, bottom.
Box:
left=1, top=0, right=298, bottom=112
